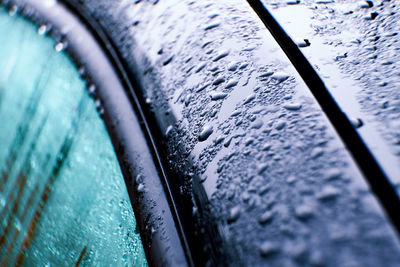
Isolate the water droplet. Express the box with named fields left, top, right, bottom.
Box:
left=239, top=63, right=248, bottom=70
left=8, top=5, right=18, bottom=16
left=275, top=120, right=286, bottom=130
left=210, top=92, right=228, bottom=100
left=379, top=100, right=389, bottom=109
left=185, top=94, right=191, bottom=106
left=317, top=185, right=340, bottom=201
left=196, top=62, right=207, bottom=73
left=202, top=41, right=212, bottom=48
left=185, top=56, right=192, bottom=63
left=272, top=72, right=290, bottom=83
left=196, top=83, right=210, bottom=93
left=98, top=108, right=104, bottom=117
left=350, top=118, right=363, bottom=128
left=204, top=22, right=220, bottom=30
left=225, top=79, right=238, bottom=89
left=316, top=0, right=334, bottom=3
left=227, top=61, right=239, bottom=71
left=55, top=41, right=67, bottom=52
left=136, top=175, right=143, bottom=184
left=286, top=242, right=308, bottom=264
left=294, top=204, right=314, bottom=220
left=259, top=241, right=279, bottom=257
left=286, top=175, right=296, bottom=184
left=287, top=0, right=300, bottom=5
left=325, top=168, right=342, bottom=180
left=359, top=1, right=373, bottom=8
left=199, top=125, right=213, bottom=141
left=243, top=45, right=256, bottom=52
left=163, top=56, right=173, bottom=66
left=209, top=13, right=219, bottom=19
left=258, top=184, right=270, bottom=195
left=38, top=25, right=48, bottom=35
left=364, top=12, right=379, bottom=20
left=262, top=143, right=271, bottom=151
left=224, top=137, right=232, bottom=147
left=192, top=206, right=198, bottom=216
left=297, top=39, right=311, bottom=48
left=165, top=125, right=173, bottom=136
left=95, top=99, right=102, bottom=109
left=227, top=206, right=241, bottom=223
left=382, top=61, right=393, bottom=66
left=259, top=71, right=274, bottom=78
left=78, top=66, right=87, bottom=77
left=241, top=191, right=250, bottom=203
left=88, top=84, right=96, bottom=97
left=243, top=94, right=256, bottom=105
left=213, top=50, right=229, bottom=62
left=209, top=65, right=218, bottom=72
left=214, top=135, right=225, bottom=145
left=251, top=119, right=263, bottom=129
left=231, top=110, right=241, bottom=117
left=245, top=138, right=254, bottom=146
left=311, top=147, right=323, bottom=158
left=258, top=211, right=274, bottom=224
left=212, top=76, right=225, bottom=85
left=137, top=183, right=145, bottom=193
left=379, top=81, right=388, bottom=87
left=283, top=103, right=302, bottom=111
left=283, top=94, right=292, bottom=100
left=258, top=163, right=268, bottom=175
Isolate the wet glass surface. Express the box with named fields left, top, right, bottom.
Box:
left=0, top=7, right=147, bottom=266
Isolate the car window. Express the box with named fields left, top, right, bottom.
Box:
left=0, top=7, right=148, bottom=266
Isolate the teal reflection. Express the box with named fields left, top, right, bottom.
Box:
left=0, top=7, right=147, bottom=266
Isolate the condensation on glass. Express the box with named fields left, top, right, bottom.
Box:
left=0, top=7, right=148, bottom=266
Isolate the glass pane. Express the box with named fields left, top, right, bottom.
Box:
left=0, top=7, right=147, bottom=266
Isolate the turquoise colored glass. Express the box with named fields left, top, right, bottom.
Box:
left=0, top=7, right=148, bottom=266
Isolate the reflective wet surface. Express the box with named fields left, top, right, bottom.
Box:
left=69, top=0, right=400, bottom=265
left=5, top=0, right=400, bottom=265
left=0, top=7, right=147, bottom=266
left=262, top=0, right=400, bottom=187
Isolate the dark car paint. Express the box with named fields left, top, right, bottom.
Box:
left=5, top=0, right=400, bottom=266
